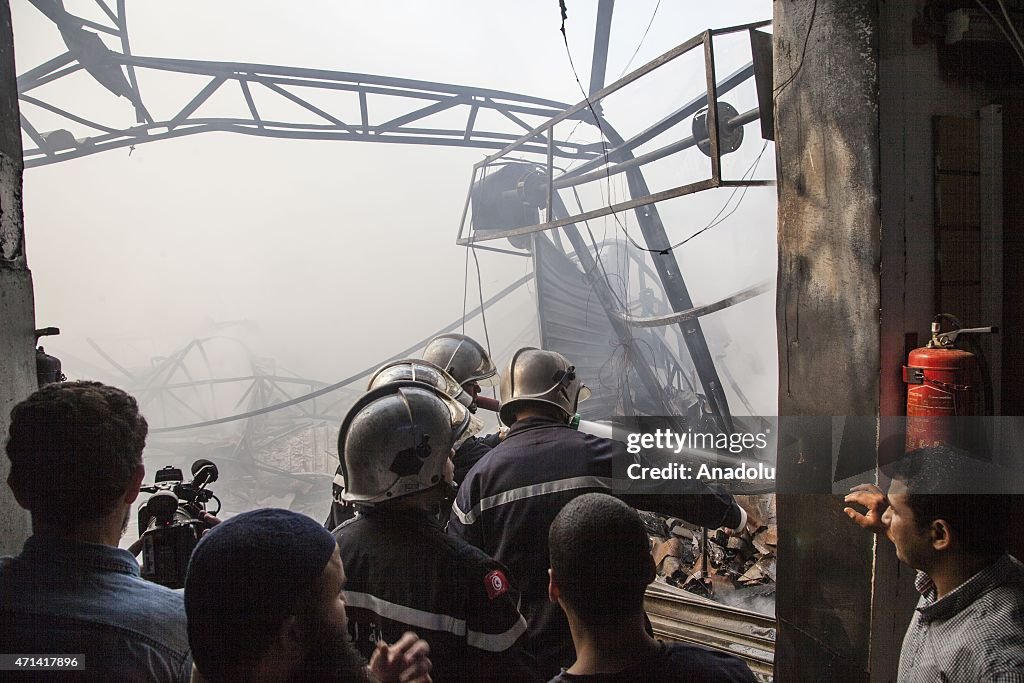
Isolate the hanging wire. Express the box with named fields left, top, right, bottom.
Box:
left=557, top=2, right=771, bottom=257
left=558, top=0, right=648, bottom=251
left=773, top=0, right=819, bottom=99
left=580, top=138, right=769, bottom=257
left=616, top=0, right=662, bottom=79
left=666, top=141, right=769, bottom=251
left=994, top=0, right=1024, bottom=58
left=977, top=0, right=1024, bottom=66
left=462, top=165, right=492, bottom=357
left=470, top=243, right=493, bottom=359
left=561, top=0, right=660, bottom=175
left=461, top=243, right=470, bottom=334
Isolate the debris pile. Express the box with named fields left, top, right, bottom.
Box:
left=643, top=494, right=776, bottom=611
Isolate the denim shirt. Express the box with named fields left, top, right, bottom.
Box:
left=0, top=535, right=192, bottom=682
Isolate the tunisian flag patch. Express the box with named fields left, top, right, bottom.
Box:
left=484, top=570, right=510, bottom=600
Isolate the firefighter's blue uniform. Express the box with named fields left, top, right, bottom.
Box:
left=448, top=415, right=742, bottom=680
left=335, top=507, right=539, bottom=682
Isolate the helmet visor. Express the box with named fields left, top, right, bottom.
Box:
left=465, top=364, right=499, bottom=388
left=423, top=334, right=499, bottom=387
left=338, top=383, right=469, bottom=504
left=368, top=360, right=475, bottom=410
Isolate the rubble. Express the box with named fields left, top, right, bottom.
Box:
left=740, top=556, right=777, bottom=584
left=643, top=494, right=777, bottom=614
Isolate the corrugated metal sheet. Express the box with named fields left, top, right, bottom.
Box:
left=532, top=234, right=699, bottom=419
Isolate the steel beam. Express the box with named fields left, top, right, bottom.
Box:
left=589, top=0, right=615, bottom=99
left=603, top=118, right=736, bottom=434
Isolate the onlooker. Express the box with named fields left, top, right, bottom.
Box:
left=449, top=347, right=745, bottom=678
left=844, top=445, right=1024, bottom=682
left=334, top=383, right=538, bottom=682
left=185, top=508, right=431, bottom=683
left=546, top=493, right=756, bottom=682
left=0, top=381, right=192, bottom=682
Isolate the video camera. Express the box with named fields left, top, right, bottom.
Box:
left=136, top=459, right=220, bottom=589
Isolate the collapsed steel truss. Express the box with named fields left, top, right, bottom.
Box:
left=20, top=0, right=604, bottom=167
left=18, top=0, right=772, bottom=436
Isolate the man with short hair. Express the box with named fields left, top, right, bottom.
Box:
left=844, top=445, right=1024, bottom=682
left=0, top=381, right=192, bottom=682
left=185, top=508, right=432, bottom=683
left=547, top=493, right=755, bottom=682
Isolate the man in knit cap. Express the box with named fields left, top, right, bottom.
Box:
left=185, top=508, right=432, bottom=683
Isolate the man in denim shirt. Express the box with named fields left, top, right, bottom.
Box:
left=0, top=381, right=192, bottom=682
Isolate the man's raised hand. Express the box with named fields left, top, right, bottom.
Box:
left=843, top=483, right=889, bottom=534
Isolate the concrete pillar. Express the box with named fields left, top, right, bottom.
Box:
left=774, top=0, right=880, bottom=679
left=0, top=0, right=37, bottom=555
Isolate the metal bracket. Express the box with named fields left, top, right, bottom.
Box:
left=902, top=366, right=925, bottom=384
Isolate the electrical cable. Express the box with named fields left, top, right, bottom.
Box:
left=616, top=0, right=662, bottom=79
left=470, top=242, right=493, bottom=361
left=558, top=0, right=648, bottom=251
left=979, top=0, right=1024, bottom=66
left=461, top=243, right=470, bottom=334
left=464, top=166, right=487, bottom=343
left=468, top=239, right=501, bottom=402
left=665, top=141, right=768, bottom=251
left=773, top=0, right=819, bottom=99
left=589, top=140, right=767, bottom=257
left=561, top=0, right=660, bottom=174
left=995, top=0, right=1024, bottom=57
left=557, top=2, right=771, bottom=258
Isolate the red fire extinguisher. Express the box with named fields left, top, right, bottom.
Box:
left=902, top=314, right=996, bottom=451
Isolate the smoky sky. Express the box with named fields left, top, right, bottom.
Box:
left=13, top=0, right=777, bottom=419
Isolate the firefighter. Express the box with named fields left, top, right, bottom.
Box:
left=448, top=347, right=747, bottom=680
left=422, top=333, right=502, bottom=483
left=325, top=358, right=474, bottom=529
left=332, top=381, right=539, bottom=683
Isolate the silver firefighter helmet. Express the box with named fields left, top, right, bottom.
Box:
left=368, top=359, right=476, bottom=412
left=422, top=333, right=498, bottom=387
left=338, top=382, right=468, bottom=506
left=499, top=347, right=591, bottom=425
